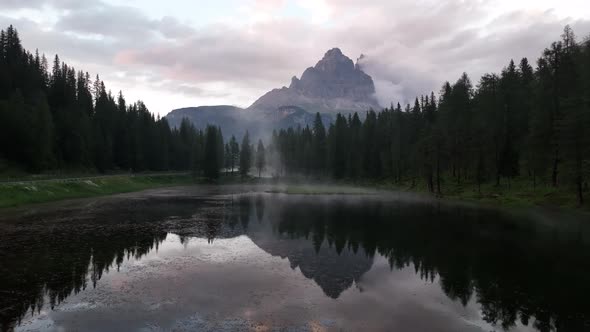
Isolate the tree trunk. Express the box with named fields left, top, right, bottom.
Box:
left=552, top=150, right=559, bottom=187
left=436, top=158, right=441, bottom=195
left=577, top=175, right=584, bottom=206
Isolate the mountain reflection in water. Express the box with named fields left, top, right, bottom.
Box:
left=0, top=192, right=589, bottom=332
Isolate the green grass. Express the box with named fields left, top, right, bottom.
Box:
left=372, top=177, right=590, bottom=210
left=241, top=175, right=588, bottom=210
left=259, top=176, right=588, bottom=211
left=3, top=171, right=587, bottom=212
left=0, top=174, right=195, bottom=209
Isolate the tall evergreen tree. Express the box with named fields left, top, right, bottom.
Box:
left=239, top=131, right=251, bottom=177
left=312, top=112, right=327, bottom=174
left=1, top=24, right=589, bottom=205
left=229, top=135, right=239, bottom=174
left=203, top=125, right=221, bottom=179
left=256, top=140, right=266, bottom=178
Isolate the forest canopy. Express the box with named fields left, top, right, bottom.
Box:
left=0, top=25, right=589, bottom=203
left=265, top=26, right=590, bottom=204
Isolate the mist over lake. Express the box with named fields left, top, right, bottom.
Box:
left=1, top=186, right=589, bottom=332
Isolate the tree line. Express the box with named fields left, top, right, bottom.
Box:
left=267, top=26, right=590, bottom=204
left=0, top=25, right=174, bottom=172
left=0, top=25, right=274, bottom=179
left=0, top=25, right=269, bottom=178
left=1, top=24, right=589, bottom=203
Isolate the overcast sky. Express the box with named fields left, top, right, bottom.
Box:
left=1, top=0, right=589, bottom=116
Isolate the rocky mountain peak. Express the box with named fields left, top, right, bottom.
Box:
left=167, top=49, right=382, bottom=139
left=248, top=48, right=381, bottom=114
left=325, top=47, right=344, bottom=57
left=290, top=76, right=300, bottom=88
left=314, top=48, right=355, bottom=74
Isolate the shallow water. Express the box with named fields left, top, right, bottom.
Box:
left=1, top=187, right=589, bottom=331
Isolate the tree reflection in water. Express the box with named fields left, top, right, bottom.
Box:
left=1, top=193, right=589, bottom=332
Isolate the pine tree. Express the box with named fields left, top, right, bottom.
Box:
left=558, top=26, right=588, bottom=204
left=348, top=112, right=362, bottom=179
left=191, top=129, right=204, bottom=176
left=312, top=112, right=326, bottom=174
left=239, top=131, right=251, bottom=177
left=224, top=143, right=232, bottom=175
left=328, top=114, right=349, bottom=179
left=0, top=25, right=212, bottom=175
left=203, top=125, right=220, bottom=179
left=1, top=24, right=589, bottom=205
left=229, top=135, right=239, bottom=174
left=28, top=92, right=54, bottom=170
left=256, top=140, right=266, bottom=178
left=216, top=126, right=224, bottom=174
left=499, top=60, right=520, bottom=185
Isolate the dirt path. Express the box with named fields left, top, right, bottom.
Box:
left=0, top=172, right=190, bottom=185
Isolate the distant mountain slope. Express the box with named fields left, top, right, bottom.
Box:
left=166, top=105, right=333, bottom=140
left=165, top=105, right=249, bottom=139
left=165, top=105, right=244, bottom=129
left=165, top=48, right=379, bottom=139
left=248, top=48, right=381, bottom=114
left=273, top=106, right=334, bottom=130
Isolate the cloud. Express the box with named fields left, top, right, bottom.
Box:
left=0, top=0, right=44, bottom=10
left=320, top=1, right=590, bottom=105
left=1, top=0, right=589, bottom=115
left=0, top=0, right=101, bottom=11
left=114, top=22, right=313, bottom=83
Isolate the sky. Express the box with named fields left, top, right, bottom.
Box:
left=1, top=0, right=589, bottom=116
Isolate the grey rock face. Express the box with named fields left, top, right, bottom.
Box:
left=248, top=48, right=381, bottom=114
left=165, top=48, right=379, bottom=140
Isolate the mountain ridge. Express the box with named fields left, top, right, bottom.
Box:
left=247, top=47, right=381, bottom=114
left=165, top=48, right=380, bottom=139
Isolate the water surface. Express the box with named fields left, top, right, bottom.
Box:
left=1, top=187, right=589, bottom=331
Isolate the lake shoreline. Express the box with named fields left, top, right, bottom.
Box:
left=374, top=179, right=590, bottom=212
left=1, top=174, right=589, bottom=214
left=0, top=173, right=196, bottom=209
left=2, top=188, right=589, bottom=331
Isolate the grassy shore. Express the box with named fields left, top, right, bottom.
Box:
left=372, top=177, right=590, bottom=211
left=260, top=176, right=589, bottom=211
left=0, top=174, right=194, bottom=208
left=2, top=172, right=588, bottom=212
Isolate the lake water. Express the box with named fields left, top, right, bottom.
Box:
left=1, top=186, right=589, bottom=332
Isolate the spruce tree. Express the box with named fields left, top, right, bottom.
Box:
left=203, top=125, right=220, bottom=179
left=312, top=113, right=326, bottom=174
left=239, top=131, right=251, bottom=177
left=229, top=135, right=239, bottom=174
left=256, top=140, right=266, bottom=178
